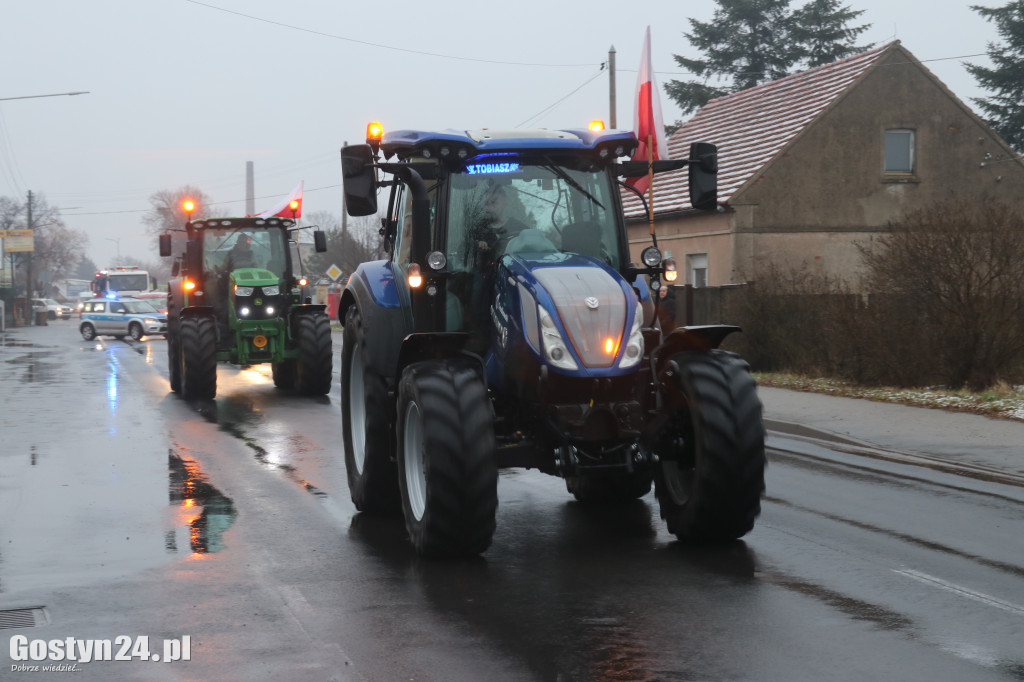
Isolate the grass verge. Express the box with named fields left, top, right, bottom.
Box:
left=754, top=373, right=1024, bottom=423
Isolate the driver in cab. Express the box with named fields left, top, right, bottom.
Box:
left=226, top=234, right=256, bottom=270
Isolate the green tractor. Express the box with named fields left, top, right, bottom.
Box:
left=160, top=214, right=333, bottom=400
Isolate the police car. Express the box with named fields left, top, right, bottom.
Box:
left=79, top=297, right=168, bottom=341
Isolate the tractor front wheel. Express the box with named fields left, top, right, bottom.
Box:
left=179, top=316, right=217, bottom=400
left=396, top=360, right=497, bottom=557
left=295, top=312, right=332, bottom=395
left=168, top=329, right=181, bottom=393
left=654, top=350, right=765, bottom=542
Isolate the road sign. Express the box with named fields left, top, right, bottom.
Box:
left=326, top=264, right=343, bottom=281
left=0, top=229, right=34, bottom=252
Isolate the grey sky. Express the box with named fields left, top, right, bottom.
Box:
left=0, top=1, right=1000, bottom=268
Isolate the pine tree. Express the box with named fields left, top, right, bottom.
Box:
left=791, top=0, right=871, bottom=67
left=666, top=0, right=872, bottom=115
left=966, top=1, right=1024, bottom=151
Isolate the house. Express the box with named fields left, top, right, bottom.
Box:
left=623, top=41, right=1024, bottom=288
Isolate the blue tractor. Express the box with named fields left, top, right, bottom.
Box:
left=339, top=124, right=765, bottom=556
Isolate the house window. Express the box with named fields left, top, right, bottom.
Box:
left=885, top=129, right=915, bottom=173
left=687, top=253, right=708, bottom=288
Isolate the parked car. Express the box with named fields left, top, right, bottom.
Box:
left=32, top=298, right=72, bottom=320
left=79, top=297, right=168, bottom=341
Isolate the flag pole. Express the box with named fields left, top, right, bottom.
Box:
left=647, top=133, right=656, bottom=247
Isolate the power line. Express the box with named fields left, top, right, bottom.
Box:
left=517, top=68, right=608, bottom=128
left=62, top=183, right=342, bottom=216
left=183, top=0, right=595, bottom=68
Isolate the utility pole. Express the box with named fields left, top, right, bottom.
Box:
left=246, top=161, right=255, bottom=216
left=26, top=190, right=34, bottom=325
left=608, top=45, right=617, bottom=129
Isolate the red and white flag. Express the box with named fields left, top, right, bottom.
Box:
left=628, top=26, right=669, bottom=194
left=255, top=181, right=303, bottom=219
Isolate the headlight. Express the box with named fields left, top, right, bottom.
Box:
left=144, top=317, right=157, bottom=324
left=641, top=245, right=662, bottom=268
left=240, top=307, right=251, bottom=317
left=261, top=285, right=280, bottom=296
left=538, top=306, right=578, bottom=370
left=235, top=286, right=255, bottom=296
left=619, top=303, right=644, bottom=369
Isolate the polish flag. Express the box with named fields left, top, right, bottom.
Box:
left=256, top=181, right=303, bottom=219
left=628, top=26, right=669, bottom=195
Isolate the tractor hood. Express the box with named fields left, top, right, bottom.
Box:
left=231, top=267, right=279, bottom=288
left=502, top=253, right=636, bottom=370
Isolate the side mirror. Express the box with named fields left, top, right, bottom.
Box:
left=688, top=142, right=718, bottom=211
left=184, top=240, right=202, bottom=277
left=341, top=144, right=378, bottom=217
left=159, top=233, right=172, bottom=257
left=313, top=230, right=327, bottom=253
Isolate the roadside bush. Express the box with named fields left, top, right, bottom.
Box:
left=859, top=200, right=1024, bottom=391
left=720, top=200, right=1024, bottom=390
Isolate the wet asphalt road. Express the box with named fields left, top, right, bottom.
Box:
left=1, top=320, right=1023, bottom=681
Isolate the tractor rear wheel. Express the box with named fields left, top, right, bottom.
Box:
left=295, top=312, right=332, bottom=395
left=180, top=315, right=217, bottom=400
left=341, top=305, right=400, bottom=513
left=396, top=360, right=497, bottom=557
left=654, top=350, right=765, bottom=542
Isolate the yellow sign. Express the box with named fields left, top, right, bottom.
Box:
left=326, top=264, right=343, bottom=281
left=0, top=229, right=34, bottom=252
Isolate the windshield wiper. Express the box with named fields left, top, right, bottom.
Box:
left=542, top=157, right=604, bottom=210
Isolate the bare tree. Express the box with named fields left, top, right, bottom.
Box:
left=304, top=211, right=385, bottom=281
left=142, top=186, right=221, bottom=236
left=2, top=192, right=88, bottom=294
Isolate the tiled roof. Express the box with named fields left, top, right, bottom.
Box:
left=622, top=42, right=898, bottom=219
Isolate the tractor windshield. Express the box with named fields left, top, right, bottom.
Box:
left=202, top=226, right=288, bottom=276
left=445, top=159, right=623, bottom=272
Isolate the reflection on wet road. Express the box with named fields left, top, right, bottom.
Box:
left=168, top=452, right=236, bottom=555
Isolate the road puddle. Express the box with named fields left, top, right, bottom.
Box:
left=167, top=451, right=237, bottom=555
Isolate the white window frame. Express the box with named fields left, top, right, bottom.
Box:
left=687, top=253, right=708, bottom=288
left=884, top=129, right=915, bottom=173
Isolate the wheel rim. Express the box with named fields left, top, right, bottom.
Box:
left=130, top=324, right=142, bottom=340
left=82, top=324, right=94, bottom=340
left=348, top=344, right=366, bottom=474
left=402, top=400, right=426, bottom=522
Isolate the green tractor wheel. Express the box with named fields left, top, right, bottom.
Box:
left=180, top=315, right=218, bottom=401
left=295, top=313, right=333, bottom=395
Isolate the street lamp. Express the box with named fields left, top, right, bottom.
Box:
left=106, top=238, right=120, bottom=265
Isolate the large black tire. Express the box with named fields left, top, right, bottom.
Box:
left=272, top=360, right=296, bottom=389
left=341, top=305, right=400, bottom=513
left=396, top=360, right=498, bottom=557
left=566, top=470, right=652, bottom=503
left=80, top=323, right=96, bottom=341
left=168, top=329, right=181, bottom=393
left=180, top=316, right=218, bottom=400
left=654, top=350, right=765, bottom=542
left=128, top=322, right=144, bottom=341
left=295, top=313, right=333, bottom=395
